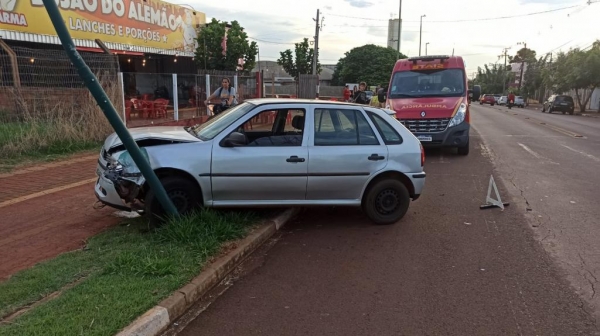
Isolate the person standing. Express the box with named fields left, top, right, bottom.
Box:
left=377, top=85, right=388, bottom=108
left=352, top=82, right=370, bottom=105
left=343, top=85, right=351, bottom=102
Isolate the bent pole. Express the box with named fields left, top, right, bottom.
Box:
left=41, top=0, right=178, bottom=216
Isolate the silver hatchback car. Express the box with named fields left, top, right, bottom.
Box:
left=95, top=99, right=426, bottom=225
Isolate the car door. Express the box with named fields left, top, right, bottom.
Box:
left=306, top=105, right=388, bottom=201
left=211, top=105, right=309, bottom=203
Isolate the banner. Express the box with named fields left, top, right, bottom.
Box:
left=0, top=0, right=206, bottom=52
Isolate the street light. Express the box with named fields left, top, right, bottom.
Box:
left=419, top=15, right=426, bottom=56
left=396, top=0, right=402, bottom=59
left=425, top=42, right=429, bottom=56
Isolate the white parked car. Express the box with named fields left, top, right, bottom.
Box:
left=498, top=96, right=507, bottom=105
left=514, top=96, right=525, bottom=107
left=95, top=99, right=426, bottom=225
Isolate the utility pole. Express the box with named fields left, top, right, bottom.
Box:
left=312, top=9, right=321, bottom=75
left=499, top=47, right=510, bottom=94
left=396, top=0, right=402, bottom=59
left=418, top=14, right=426, bottom=56
left=517, top=42, right=527, bottom=91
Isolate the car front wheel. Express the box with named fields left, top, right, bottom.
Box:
left=363, top=179, right=411, bottom=225
left=457, top=140, right=470, bottom=156
left=145, top=175, right=203, bottom=226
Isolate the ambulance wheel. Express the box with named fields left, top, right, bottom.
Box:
left=457, top=141, right=470, bottom=156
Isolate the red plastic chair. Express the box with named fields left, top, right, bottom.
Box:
left=124, top=100, right=133, bottom=120
left=154, top=99, right=169, bottom=118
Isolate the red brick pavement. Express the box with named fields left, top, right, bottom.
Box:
left=0, top=153, right=122, bottom=280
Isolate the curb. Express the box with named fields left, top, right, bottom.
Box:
left=115, top=208, right=299, bottom=336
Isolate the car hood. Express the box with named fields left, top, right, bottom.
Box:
left=103, top=126, right=202, bottom=151
left=387, top=96, right=464, bottom=119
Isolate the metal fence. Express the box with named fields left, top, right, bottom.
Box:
left=0, top=45, right=121, bottom=122
left=122, top=71, right=259, bottom=127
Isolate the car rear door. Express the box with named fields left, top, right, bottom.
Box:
left=306, top=105, right=388, bottom=201
left=210, top=104, right=309, bottom=203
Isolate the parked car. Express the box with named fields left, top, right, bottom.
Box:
left=95, top=99, right=426, bottom=225
left=514, top=96, right=525, bottom=108
left=493, top=94, right=501, bottom=103
left=480, top=94, right=496, bottom=106
left=542, top=95, right=575, bottom=114
left=498, top=96, right=507, bottom=105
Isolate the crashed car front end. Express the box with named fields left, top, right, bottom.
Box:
left=94, top=126, right=206, bottom=212
left=95, top=147, right=148, bottom=211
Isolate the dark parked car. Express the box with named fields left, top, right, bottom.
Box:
left=480, top=94, right=496, bottom=106
left=542, top=95, right=575, bottom=114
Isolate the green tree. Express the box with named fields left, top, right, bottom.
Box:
left=519, top=55, right=550, bottom=102
left=510, top=47, right=537, bottom=64
left=474, top=63, right=512, bottom=94
left=277, top=38, right=320, bottom=80
left=331, top=45, right=404, bottom=86
left=195, top=19, right=258, bottom=73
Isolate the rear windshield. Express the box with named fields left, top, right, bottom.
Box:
left=555, top=96, right=573, bottom=102
left=389, top=68, right=465, bottom=98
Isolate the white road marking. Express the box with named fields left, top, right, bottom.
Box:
left=561, top=144, right=600, bottom=163
left=517, top=143, right=559, bottom=165
left=518, top=143, right=542, bottom=159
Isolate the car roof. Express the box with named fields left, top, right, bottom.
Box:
left=245, top=98, right=368, bottom=107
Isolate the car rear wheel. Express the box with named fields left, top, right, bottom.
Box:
left=145, top=176, right=203, bottom=227
left=363, top=179, right=410, bottom=225
left=491, top=103, right=495, bottom=106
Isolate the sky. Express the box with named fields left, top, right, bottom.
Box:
left=177, top=0, right=600, bottom=77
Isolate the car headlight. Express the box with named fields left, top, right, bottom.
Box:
left=448, top=103, right=467, bottom=128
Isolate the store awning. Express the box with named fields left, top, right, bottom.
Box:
left=76, top=47, right=144, bottom=56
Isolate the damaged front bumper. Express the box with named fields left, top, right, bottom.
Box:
left=95, top=149, right=147, bottom=211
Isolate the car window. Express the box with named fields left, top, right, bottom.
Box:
left=314, top=109, right=379, bottom=146
left=194, top=102, right=255, bottom=140
left=234, top=108, right=305, bottom=147
left=368, top=112, right=403, bottom=145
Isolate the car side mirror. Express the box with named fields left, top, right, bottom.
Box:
left=221, top=132, right=247, bottom=147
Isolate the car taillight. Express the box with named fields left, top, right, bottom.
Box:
left=420, top=143, right=425, bottom=167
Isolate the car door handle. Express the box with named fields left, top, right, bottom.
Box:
left=286, top=156, right=305, bottom=163
left=368, top=154, right=385, bottom=161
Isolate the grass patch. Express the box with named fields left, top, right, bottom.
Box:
left=0, top=73, right=119, bottom=172
left=0, top=209, right=259, bottom=335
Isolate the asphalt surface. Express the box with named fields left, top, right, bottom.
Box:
left=472, top=104, right=600, bottom=321
left=172, top=108, right=599, bottom=335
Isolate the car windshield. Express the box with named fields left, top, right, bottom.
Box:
left=389, top=68, right=465, bottom=98
left=192, top=102, right=256, bottom=140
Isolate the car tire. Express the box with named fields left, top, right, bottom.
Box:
left=569, top=110, right=574, bottom=115
left=363, top=179, right=411, bottom=225
left=480, top=102, right=483, bottom=105
left=145, top=175, right=203, bottom=227
left=491, top=103, right=495, bottom=106
left=457, top=140, right=470, bottom=156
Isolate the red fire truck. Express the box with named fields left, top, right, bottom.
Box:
left=386, top=55, right=480, bottom=155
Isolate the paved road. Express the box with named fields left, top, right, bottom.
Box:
left=174, top=115, right=599, bottom=335
left=472, top=104, right=600, bottom=321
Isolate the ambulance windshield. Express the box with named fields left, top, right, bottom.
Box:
left=389, top=69, right=465, bottom=98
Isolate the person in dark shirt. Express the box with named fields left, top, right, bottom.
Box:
left=352, top=82, right=370, bottom=105
left=377, top=84, right=388, bottom=107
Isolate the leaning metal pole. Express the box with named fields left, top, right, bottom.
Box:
left=41, top=0, right=178, bottom=216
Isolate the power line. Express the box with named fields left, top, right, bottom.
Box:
left=325, top=5, right=580, bottom=23
left=248, top=37, right=297, bottom=45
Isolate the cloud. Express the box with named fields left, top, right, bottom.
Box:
left=324, top=5, right=333, bottom=10
left=343, top=0, right=374, bottom=8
